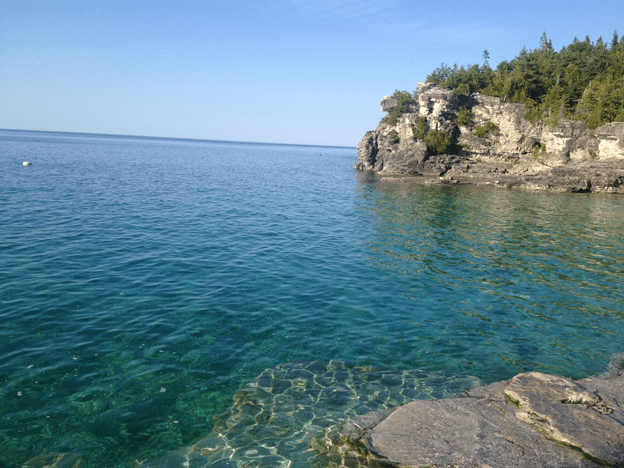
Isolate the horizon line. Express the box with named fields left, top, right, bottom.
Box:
left=0, top=128, right=356, bottom=150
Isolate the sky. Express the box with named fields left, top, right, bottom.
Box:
left=1, top=0, right=622, bottom=146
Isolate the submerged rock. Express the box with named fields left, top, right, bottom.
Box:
left=18, top=452, right=84, bottom=468
left=138, top=360, right=481, bottom=468
left=356, top=84, right=624, bottom=194
left=38, top=359, right=622, bottom=468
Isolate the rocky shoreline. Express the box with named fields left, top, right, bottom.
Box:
left=355, top=83, right=624, bottom=194
left=340, top=370, right=624, bottom=468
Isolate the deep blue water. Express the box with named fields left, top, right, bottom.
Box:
left=1, top=129, right=624, bottom=467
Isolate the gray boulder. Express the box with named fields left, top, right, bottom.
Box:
left=345, top=372, right=624, bottom=467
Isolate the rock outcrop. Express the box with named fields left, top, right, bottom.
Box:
left=342, top=371, right=624, bottom=468
left=355, top=83, right=624, bottom=193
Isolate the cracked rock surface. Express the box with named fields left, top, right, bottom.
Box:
left=349, top=372, right=624, bottom=468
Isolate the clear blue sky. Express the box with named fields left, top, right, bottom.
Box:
left=1, top=0, right=621, bottom=146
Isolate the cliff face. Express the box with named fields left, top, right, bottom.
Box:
left=355, top=83, right=624, bottom=193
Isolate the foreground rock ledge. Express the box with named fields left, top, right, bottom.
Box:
left=343, top=372, right=624, bottom=468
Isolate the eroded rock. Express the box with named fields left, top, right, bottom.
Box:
left=356, top=84, right=624, bottom=193
left=504, top=372, right=624, bottom=465
left=351, top=372, right=624, bottom=468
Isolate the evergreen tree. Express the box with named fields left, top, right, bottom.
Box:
left=423, top=31, right=624, bottom=127
left=482, top=50, right=491, bottom=68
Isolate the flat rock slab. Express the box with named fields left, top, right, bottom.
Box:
left=356, top=372, right=624, bottom=468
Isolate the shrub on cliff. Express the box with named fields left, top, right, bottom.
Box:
left=532, top=142, right=546, bottom=158
left=455, top=106, right=474, bottom=127
left=424, top=130, right=450, bottom=154
left=474, top=121, right=499, bottom=138
left=383, top=90, right=414, bottom=126
left=413, top=117, right=427, bottom=140
left=453, top=83, right=471, bottom=96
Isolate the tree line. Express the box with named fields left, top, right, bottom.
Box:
left=426, top=32, right=624, bottom=128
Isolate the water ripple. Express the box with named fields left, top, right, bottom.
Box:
left=1, top=131, right=624, bottom=467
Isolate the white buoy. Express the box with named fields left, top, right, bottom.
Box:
left=23, top=161, right=31, bottom=166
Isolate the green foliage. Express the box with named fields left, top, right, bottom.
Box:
left=434, top=63, right=492, bottom=95
left=413, top=117, right=427, bottom=140
left=426, top=63, right=452, bottom=85
left=532, top=142, right=546, bottom=158
left=589, top=149, right=597, bottom=159
left=455, top=106, right=473, bottom=126
left=483, top=49, right=491, bottom=68
left=382, top=90, right=414, bottom=126
left=474, top=121, right=499, bottom=138
left=453, top=83, right=471, bottom=96
left=388, top=130, right=399, bottom=142
left=474, top=126, right=488, bottom=138
left=571, top=47, right=624, bottom=128
left=485, top=121, right=499, bottom=133
left=425, top=32, right=624, bottom=128
left=424, top=130, right=450, bottom=154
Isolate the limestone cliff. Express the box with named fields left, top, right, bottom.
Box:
left=355, top=83, right=624, bottom=193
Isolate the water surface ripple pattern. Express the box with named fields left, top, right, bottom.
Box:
left=1, top=130, right=623, bottom=467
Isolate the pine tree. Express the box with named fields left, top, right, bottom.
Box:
left=423, top=31, right=624, bottom=127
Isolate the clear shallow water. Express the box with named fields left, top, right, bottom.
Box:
left=1, top=129, right=624, bottom=467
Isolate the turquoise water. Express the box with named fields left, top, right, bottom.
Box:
left=1, top=129, right=624, bottom=467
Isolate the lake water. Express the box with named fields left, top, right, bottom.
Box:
left=1, top=129, right=624, bottom=467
